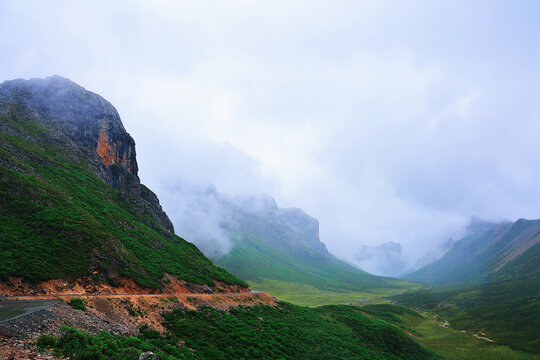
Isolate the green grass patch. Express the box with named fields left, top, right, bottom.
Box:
left=249, top=278, right=421, bottom=307
left=37, top=326, right=193, bottom=360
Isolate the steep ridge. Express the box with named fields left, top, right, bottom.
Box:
left=0, top=76, right=246, bottom=292
left=406, top=217, right=540, bottom=285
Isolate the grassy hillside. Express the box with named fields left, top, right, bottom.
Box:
left=406, top=219, right=540, bottom=286
left=40, top=302, right=440, bottom=360
left=390, top=278, right=540, bottom=354
left=217, top=233, right=403, bottom=292
left=0, top=111, right=245, bottom=289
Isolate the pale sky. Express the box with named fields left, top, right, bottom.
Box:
left=2, top=0, right=540, bottom=275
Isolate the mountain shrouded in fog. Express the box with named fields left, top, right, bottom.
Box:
left=3, top=1, right=540, bottom=271
left=162, top=182, right=406, bottom=290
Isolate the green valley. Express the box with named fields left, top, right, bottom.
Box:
left=249, top=278, right=419, bottom=307
left=390, top=278, right=540, bottom=355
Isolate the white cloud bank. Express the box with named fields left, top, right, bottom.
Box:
left=1, top=0, right=540, bottom=274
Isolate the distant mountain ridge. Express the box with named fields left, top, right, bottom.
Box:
left=167, top=186, right=404, bottom=291
left=0, top=75, right=246, bottom=292
left=405, top=217, right=540, bottom=285
left=226, top=195, right=332, bottom=260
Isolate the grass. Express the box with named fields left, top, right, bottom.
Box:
left=249, top=278, right=421, bottom=307
left=379, top=305, right=540, bottom=360
left=36, top=326, right=192, bottom=360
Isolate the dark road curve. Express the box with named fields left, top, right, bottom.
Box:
left=0, top=300, right=59, bottom=324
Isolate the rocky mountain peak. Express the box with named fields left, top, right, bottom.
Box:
left=0, top=75, right=173, bottom=234
left=0, top=75, right=139, bottom=191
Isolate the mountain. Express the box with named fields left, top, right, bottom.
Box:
left=165, top=186, right=404, bottom=292
left=406, top=217, right=540, bottom=285
left=0, top=75, right=246, bottom=293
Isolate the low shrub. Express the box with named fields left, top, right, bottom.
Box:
left=68, top=297, right=86, bottom=311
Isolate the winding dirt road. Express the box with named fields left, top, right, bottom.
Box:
left=0, top=291, right=262, bottom=301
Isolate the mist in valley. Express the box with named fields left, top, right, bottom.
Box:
left=2, top=0, right=540, bottom=276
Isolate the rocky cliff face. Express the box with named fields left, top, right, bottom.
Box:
left=224, top=195, right=331, bottom=259
left=0, top=75, right=173, bottom=234
left=277, top=207, right=328, bottom=255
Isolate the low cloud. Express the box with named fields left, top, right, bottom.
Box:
left=161, top=182, right=234, bottom=259
left=355, top=242, right=406, bottom=277
left=1, top=1, right=540, bottom=273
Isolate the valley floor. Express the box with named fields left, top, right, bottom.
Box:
left=251, top=279, right=540, bottom=360
left=249, top=278, right=421, bottom=307
left=399, top=310, right=539, bottom=360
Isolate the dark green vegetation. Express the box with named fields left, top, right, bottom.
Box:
left=36, top=326, right=193, bottom=360
left=390, top=278, right=540, bottom=355
left=41, top=303, right=440, bottom=360
left=406, top=218, right=540, bottom=286
left=68, top=297, right=86, bottom=311
left=0, top=77, right=246, bottom=289
left=46, top=302, right=538, bottom=359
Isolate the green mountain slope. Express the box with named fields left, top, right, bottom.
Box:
left=218, top=231, right=399, bottom=291
left=406, top=218, right=540, bottom=286
left=0, top=76, right=245, bottom=290
left=390, top=278, right=540, bottom=354
left=178, top=193, right=409, bottom=292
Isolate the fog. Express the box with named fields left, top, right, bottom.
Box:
left=161, top=182, right=235, bottom=259
left=1, top=1, right=540, bottom=275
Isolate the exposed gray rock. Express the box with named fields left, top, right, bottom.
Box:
left=139, top=351, right=157, bottom=360
left=0, top=75, right=174, bottom=234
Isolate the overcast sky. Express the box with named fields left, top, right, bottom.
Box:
left=2, top=0, right=540, bottom=274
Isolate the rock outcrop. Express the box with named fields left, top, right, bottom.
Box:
left=0, top=75, right=173, bottom=233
